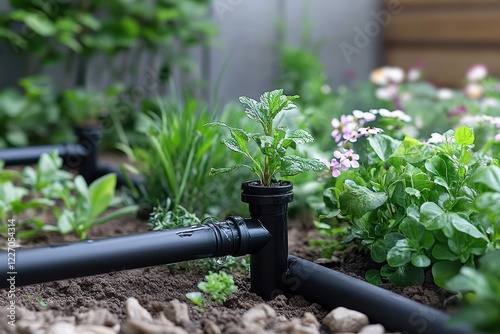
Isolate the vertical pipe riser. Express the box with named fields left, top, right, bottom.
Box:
left=241, top=181, right=293, bottom=300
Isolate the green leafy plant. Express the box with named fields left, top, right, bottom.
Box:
left=185, top=271, right=238, bottom=314
left=55, top=173, right=138, bottom=240
left=208, top=89, right=327, bottom=186
left=0, top=150, right=137, bottom=240
left=446, top=250, right=500, bottom=334
left=322, top=125, right=500, bottom=287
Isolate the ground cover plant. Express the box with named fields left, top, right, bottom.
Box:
left=321, top=108, right=500, bottom=287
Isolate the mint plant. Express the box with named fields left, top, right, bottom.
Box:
left=322, top=124, right=500, bottom=287
left=207, top=89, right=326, bottom=186
left=185, top=271, right=238, bottom=314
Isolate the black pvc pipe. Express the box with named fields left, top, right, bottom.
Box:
left=0, top=217, right=270, bottom=288
left=241, top=180, right=293, bottom=300
left=73, top=125, right=103, bottom=183
left=0, top=144, right=86, bottom=167
left=286, top=255, right=473, bottom=334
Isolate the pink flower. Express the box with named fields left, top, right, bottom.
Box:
left=495, top=133, right=500, bottom=142
left=466, top=64, right=488, bottom=82
left=331, top=115, right=358, bottom=144
left=343, top=130, right=359, bottom=143
left=334, top=149, right=360, bottom=170
left=448, top=105, right=467, bottom=118
left=325, top=158, right=342, bottom=177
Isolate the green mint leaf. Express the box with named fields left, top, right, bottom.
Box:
left=454, top=126, right=475, bottom=145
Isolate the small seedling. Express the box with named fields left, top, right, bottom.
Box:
left=186, top=271, right=238, bottom=314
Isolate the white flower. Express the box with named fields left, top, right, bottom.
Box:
left=466, top=64, right=488, bottom=82
left=465, top=83, right=484, bottom=99
left=353, top=109, right=376, bottom=122
left=386, top=67, right=405, bottom=84
left=427, top=132, right=455, bottom=144
left=359, top=126, right=384, bottom=136
left=375, top=86, right=396, bottom=100
left=377, top=108, right=411, bottom=122
left=407, top=68, right=421, bottom=82
left=481, top=98, right=499, bottom=111
left=370, top=66, right=405, bottom=86
left=437, top=88, right=454, bottom=100
left=321, top=84, right=332, bottom=94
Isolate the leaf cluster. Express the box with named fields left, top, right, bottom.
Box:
left=446, top=250, right=500, bottom=334
left=323, top=126, right=500, bottom=287
left=208, top=89, right=327, bottom=186
left=0, top=150, right=137, bottom=240
left=185, top=271, right=238, bottom=314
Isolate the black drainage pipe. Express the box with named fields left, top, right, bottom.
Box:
left=0, top=126, right=103, bottom=184
left=241, top=180, right=293, bottom=300
left=286, top=255, right=473, bottom=334
left=0, top=216, right=270, bottom=288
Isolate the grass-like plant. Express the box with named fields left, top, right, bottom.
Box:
left=207, top=89, right=326, bottom=186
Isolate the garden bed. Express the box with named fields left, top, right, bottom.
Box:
left=0, top=211, right=457, bottom=334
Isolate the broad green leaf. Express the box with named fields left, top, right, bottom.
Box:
left=365, top=269, right=382, bottom=286
left=432, top=242, right=459, bottom=261
left=239, top=96, right=266, bottom=128
left=88, top=174, right=116, bottom=219
left=57, top=210, right=74, bottom=234
left=448, top=212, right=488, bottom=241
left=405, top=187, right=421, bottom=198
left=186, top=292, right=203, bottom=306
left=432, top=261, right=462, bottom=288
left=470, top=165, right=500, bottom=192
left=420, top=202, right=446, bottom=230
left=390, top=136, right=433, bottom=164
left=370, top=239, right=387, bottom=263
left=411, top=254, right=431, bottom=267
left=280, top=155, right=327, bottom=176
left=388, top=264, right=425, bottom=286
left=387, top=239, right=413, bottom=267
left=454, top=126, right=474, bottom=145
left=400, top=217, right=425, bottom=243
left=221, top=138, right=246, bottom=155
left=367, top=134, right=400, bottom=162
left=339, top=180, right=387, bottom=218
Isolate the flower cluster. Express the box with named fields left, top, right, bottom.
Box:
left=327, top=108, right=410, bottom=177
left=330, top=109, right=389, bottom=148
left=325, top=149, right=360, bottom=177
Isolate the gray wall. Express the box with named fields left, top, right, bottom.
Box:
left=0, top=1, right=381, bottom=105
left=209, top=0, right=381, bottom=104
